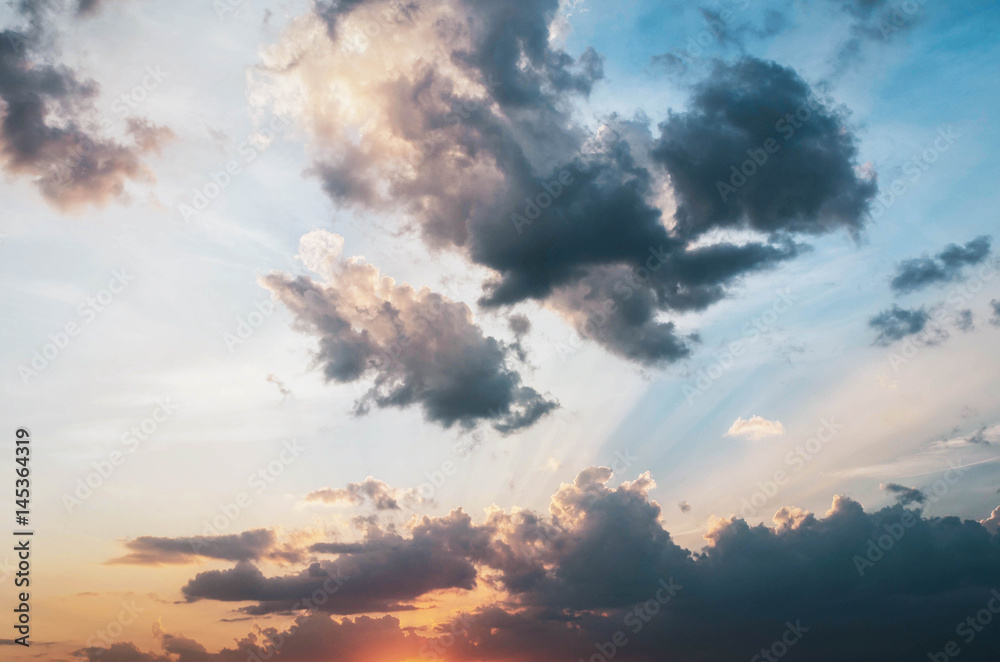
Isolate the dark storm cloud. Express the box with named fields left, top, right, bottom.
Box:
left=261, top=252, right=557, bottom=432
left=109, top=529, right=280, bottom=565
left=284, top=0, right=871, bottom=367
left=651, top=57, right=876, bottom=240
left=881, top=482, right=925, bottom=505
left=890, top=236, right=992, bottom=294
left=182, top=510, right=490, bottom=614
left=104, top=466, right=1000, bottom=661
left=0, top=4, right=171, bottom=210
left=868, top=304, right=932, bottom=345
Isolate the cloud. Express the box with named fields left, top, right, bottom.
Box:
left=868, top=304, right=935, bottom=345
left=108, top=529, right=282, bottom=565
left=251, top=4, right=874, bottom=366
left=0, top=6, right=171, bottom=211
left=76, top=0, right=126, bottom=16
left=982, top=506, right=1000, bottom=535
left=651, top=57, right=876, bottom=240
left=75, top=613, right=425, bottom=662
left=880, top=482, right=925, bottom=505
left=828, top=0, right=928, bottom=73
left=266, top=373, right=293, bottom=400
left=303, top=476, right=425, bottom=511
left=990, top=299, right=1000, bottom=327
left=890, top=236, right=992, bottom=294
left=182, top=510, right=492, bottom=615
left=262, top=230, right=557, bottom=433
left=93, top=466, right=1000, bottom=661
left=726, top=415, right=785, bottom=440
left=678, top=500, right=691, bottom=513
left=956, top=309, right=975, bottom=332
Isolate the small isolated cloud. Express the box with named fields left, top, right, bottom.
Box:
left=109, top=529, right=280, bottom=565
left=726, top=415, right=785, bottom=440
left=955, top=309, right=975, bottom=333
left=880, top=483, right=925, bottom=506
left=868, top=305, right=936, bottom=346
left=303, top=477, right=425, bottom=511
left=678, top=500, right=692, bottom=513
left=266, top=374, right=293, bottom=400
left=890, top=236, right=992, bottom=295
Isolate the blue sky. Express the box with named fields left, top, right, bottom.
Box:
left=2, top=0, right=1000, bottom=659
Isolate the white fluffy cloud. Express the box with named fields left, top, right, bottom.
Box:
left=726, top=415, right=785, bottom=440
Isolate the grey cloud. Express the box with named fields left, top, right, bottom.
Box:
left=890, top=236, right=992, bottom=294
left=133, top=466, right=1000, bottom=662
left=109, top=529, right=280, bottom=565
left=262, top=246, right=557, bottom=432
left=182, top=510, right=490, bottom=615
left=651, top=57, right=876, bottom=240
left=991, top=299, right=1000, bottom=327
left=304, top=476, right=423, bottom=511
left=881, top=482, right=925, bottom=505
left=280, top=0, right=874, bottom=367
left=869, top=304, right=932, bottom=345
left=0, top=7, right=171, bottom=210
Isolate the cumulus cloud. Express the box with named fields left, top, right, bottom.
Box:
left=250, top=2, right=874, bottom=366
left=262, top=230, right=557, bottom=433
left=726, top=414, right=785, bottom=440
left=982, top=505, right=1000, bottom=535
left=0, top=5, right=171, bottom=210
left=94, top=466, right=1000, bottom=661
left=880, top=482, right=925, bottom=505
left=890, top=235, right=992, bottom=294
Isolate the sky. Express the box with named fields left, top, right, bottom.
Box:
left=1, top=0, right=1000, bottom=660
